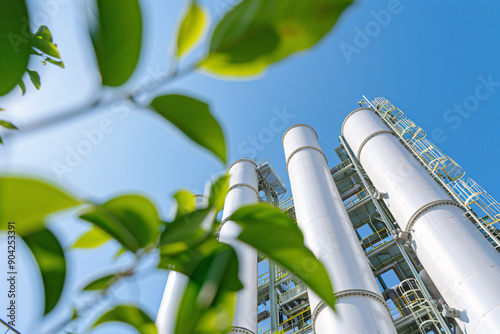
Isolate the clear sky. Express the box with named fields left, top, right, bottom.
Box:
left=1, top=0, right=500, bottom=333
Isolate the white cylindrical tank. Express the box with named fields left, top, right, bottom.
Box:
left=343, top=108, right=500, bottom=334
left=157, top=195, right=208, bottom=334
left=283, top=124, right=397, bottom=334
left=219, top=159, right=259, bottom=334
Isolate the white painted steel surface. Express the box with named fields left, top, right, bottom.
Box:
left=156, top=195, right=208, bottom=334
left=219, top=159, right=259, bottom=334
left=157, top=271, right=189, bottom=334
left=343, top=108, right=500, bottom=334
left=283, top=124, right=396, bottom=334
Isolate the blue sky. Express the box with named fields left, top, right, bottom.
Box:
left=1, top=0, right=500, bottom=333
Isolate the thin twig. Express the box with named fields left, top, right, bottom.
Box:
left=43, top=250, right=150, bottom=334
left=5, top=61, right=200, bottom=141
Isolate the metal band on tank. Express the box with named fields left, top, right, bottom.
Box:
left=341, top=107, right=377, bottom=137
left=356, top=130, right=396, bottom=160
left=218, top=183, right=259, bottom=233
left=229, top=158, right=258, bottom=171
left=405, top=200, right=464, bottom=232
left=229, top=327, right=255, bottom=334
left=227, top=183, right=259, bottom=197
left=285, top=146, right=328, bottom=172
left=312, top=290, right=391, bottom=331
left=282, top=124, right=319, bottom=146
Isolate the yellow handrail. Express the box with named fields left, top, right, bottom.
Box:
left=360, top=227, right=391, bottom=251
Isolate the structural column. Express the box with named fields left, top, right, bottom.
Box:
left=156, top=195, right=208, bottom=334
left=343, top=108, right=500, bottom=334
left=283, top=124, right=396, bottom=334
left=219, top=159, right=259, bottom=334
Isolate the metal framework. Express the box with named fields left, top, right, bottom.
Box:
left=257, top=147, right=453, bottom=334
left=360, top=96, right=500, bottom=249
left=159, top=96, right=500, bottom=334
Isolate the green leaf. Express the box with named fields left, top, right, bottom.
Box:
left=91, top=305, right=157, bottom=334
left=45, top=57, right=65, bottom=68
left=0, top=0, right=31, bottom=95
left=30, top=37, right=61, bottom=59
left=71, top=306, right=79, bottom=320
left=0, top=136, right=3, bottom=145
left=201, top=0, right=353, bottom=76
left=174, top=241, right=242, bottom=334
left=27, top=69, right=41, bottom=90
left=18, top=79, right=26, bottom=95
left=34, top=25, right=53, bottom=43
left=0, top=107, right=4, bottom=111
left=91, top=0, right=142, bottom=87
left=173, top=189, right=196, bottom=219
left=177, top=281, right=236, bottom=334
left=0, top=120, right=18, bottom=130
left=208, top=174, right=229, bottom=213
left=79, top=195, right=161, bottom=253
left=82, top=273, right=117, bottom=291
left=176, top=1, right=208, bottom=58
left=23, top=227, right=66, bottom=314
left=230, top=204, right=337, bottom=310
left=159, top=208, right=213, bottom=256
left=0, top=177, right=81, bottom=236
left=150, top=94, right=226, bottom=164
left=72, top=225, right=112, bottom=249
left=159, top=236, right=218, bottom=275
left=114, top=247, right=127, bottom=260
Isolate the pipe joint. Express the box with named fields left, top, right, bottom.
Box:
left=229, top=327, right=255, bottom=334
left=285, top=146, right=328, bottom=172
left=341, top=107, right=376, bottom=137
left=227, top=183, right=259, bottom=197
left=312, top=289, right=391, bottom=332
left=282, top=124, right=319, bottom=145
left=406, top=200, right=464, bottom=232
left=356, top=130, right=395, bottom=161
left=229, top=158, right=257, bottom=171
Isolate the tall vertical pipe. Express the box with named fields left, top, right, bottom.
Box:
left=219, top=159, right=259, bottom=334
left=283, top=124, right=397, bottom=334
left=343, top=108, right=500, bottom=334
left=157, top=195, right=208, bottom=334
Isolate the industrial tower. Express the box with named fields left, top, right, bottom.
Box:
left=157, top=97, right=500, bottom=334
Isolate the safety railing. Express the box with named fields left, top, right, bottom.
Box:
left=330, top=159, right=352, bottom=175
left=279, top=283, right=308, bottom=306
left=258, top=307, right=312, bottom=334
left=279, top=196, right=297, bottom=223
left=258, top=266, right=289, bottom=288
left=258, top=271, right=270, bottom=287
left=279, top=196, right=294, bottom=211
left=387, top=280, right=427, bottom=320
left=360, top=227, right=392, bottom=252
left=280, top=307, right=312, bottom=334
left=372, top=97, right=466, bottom=183
left=344, top=188, right=369, bottom=210
left=385, top=279, right=443, bottom=333
left=257, top=323, right=271, bottom=334
left=450, top=177, right=500, bottom=227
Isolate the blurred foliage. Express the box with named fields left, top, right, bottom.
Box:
left=91, top=305, right=158, bottom=334
left=91, top=0, right=143, bottom=87
left=150, top=94, right=227, bottom=164
left=0, top=0, right=354, bottom=332
left=177, top=1, right=208, bottom=58
left=201, top=0, right=352, bottom=76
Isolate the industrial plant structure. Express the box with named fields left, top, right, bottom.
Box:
left=157, top=97, right=500, bottom=334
